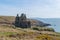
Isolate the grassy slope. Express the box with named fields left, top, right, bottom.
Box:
left=0, top=26, right=60, bottom=40
left=0, top=16, right=60, bottom=40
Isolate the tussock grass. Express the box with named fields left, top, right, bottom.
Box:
left=0, top=25, right=59, bottom=40
left=32, top=27, right=55, bottom=32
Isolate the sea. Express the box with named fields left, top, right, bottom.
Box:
left=34, top=18, right=60, bottom=32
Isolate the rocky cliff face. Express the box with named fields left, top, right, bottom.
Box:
left=28, top=19, right=51, bottom=27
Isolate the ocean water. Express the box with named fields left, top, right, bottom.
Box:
left=36, top=18, right=60, bottom=32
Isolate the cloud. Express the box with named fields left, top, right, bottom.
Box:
left=0, top=0, right=60, bottom=18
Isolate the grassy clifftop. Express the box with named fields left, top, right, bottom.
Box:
left=0, top=16, right=15, bottom=23
left=0, top=16, right=51, bottom=27
left=0, top=16, right=60, bottom=40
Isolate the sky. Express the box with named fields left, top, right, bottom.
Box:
left=0, top=0, right=60, bottom=18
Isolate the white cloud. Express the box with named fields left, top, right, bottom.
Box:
left=0, top=0, right=60, bottom=18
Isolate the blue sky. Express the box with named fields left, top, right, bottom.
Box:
left=0, top=0, right=60, bottom=18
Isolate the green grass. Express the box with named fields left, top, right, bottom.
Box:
left=0, top=32, right=17, bottom=36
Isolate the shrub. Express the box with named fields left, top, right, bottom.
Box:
left=32, top=27, right=39, bottom=30
left=46, top=28, right=55, bottom=32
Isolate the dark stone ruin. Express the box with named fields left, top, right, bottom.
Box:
left=15, top=13, right=31, bottom=28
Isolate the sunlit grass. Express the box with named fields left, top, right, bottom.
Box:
left=0, top=26, right=60, bottom=40
left=35, top=34, right=60, bottom=40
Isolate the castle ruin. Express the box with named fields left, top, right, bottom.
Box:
left=15, top=13, right=31, bottom=28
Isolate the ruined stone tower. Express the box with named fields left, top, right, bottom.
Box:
left=15, top=13, right=31, bottom=28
